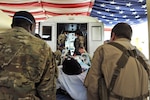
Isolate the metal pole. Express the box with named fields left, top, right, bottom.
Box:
left=146, top=0, right=150, bottom=60
left=146, top=0, right=150, bottom=99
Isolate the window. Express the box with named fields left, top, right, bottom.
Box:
left=42, top=26, right=52, bottom=40
left=91, top=26, right=102, bottom=41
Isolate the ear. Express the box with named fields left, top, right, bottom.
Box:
left=110, top=32, right=115, bottom=42
left=30, top=24, right=33, bottom=31
left=30, top=24, right=35, bottom=33
left=27, top=24, right=33, bottom=34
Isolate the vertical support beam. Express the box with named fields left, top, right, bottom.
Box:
left=146, top=0, right=150, bottom=59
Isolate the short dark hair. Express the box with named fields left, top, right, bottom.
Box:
left=11, top=11, right=35, bottom=27
left=111, top=22, right=132, bottom=40
left=75, top=29, right=83, bottom=36
left=62, top=57, right=82, bottom=75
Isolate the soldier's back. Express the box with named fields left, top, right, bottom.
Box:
left=0, top=27, right=56, bottom=99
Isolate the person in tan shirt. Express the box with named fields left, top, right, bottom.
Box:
left=84, top=22, right=150, bottom=100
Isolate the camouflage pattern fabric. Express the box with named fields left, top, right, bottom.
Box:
left=0, top=27, right=58, bottom=100
left=57, top=33, right=67, bottom=51
left=74, top=36, right=85, bottom=55
left=54, top=50, right=62, bottom=66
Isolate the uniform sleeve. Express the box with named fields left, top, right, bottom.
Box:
left=137, top=49, right=150, bottom=77
left=37, top=46, right=58, bottom=100
left=84, top=47, right=104, bottom=100
left=79, top=36, right=85, bottom=48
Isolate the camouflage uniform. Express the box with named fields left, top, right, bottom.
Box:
left=0, top=27, right=58, bottom=100
left=57, top=33, right=67, bottom=51
left=54, top=50, right=62, bottom=66
left=74, top=36, right=85, bottom=55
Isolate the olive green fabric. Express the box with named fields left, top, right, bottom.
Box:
left=0, top=27, right=58, bottom=100
left=84, top=38, right=150, bottom=100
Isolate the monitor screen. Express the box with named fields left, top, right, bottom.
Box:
left=41, top=26, right=52, bottom=40
left=42, top=26, right=52, bottom=35
left=65, top=24, right=77, bottom=31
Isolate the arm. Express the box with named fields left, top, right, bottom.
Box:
left=84, top=47, right=104, bottom=100
left=79, top=36, right=85, bottom=48
left=137, top=49, right=150, bottom=77
left=37, top=47, right=58, bottom=100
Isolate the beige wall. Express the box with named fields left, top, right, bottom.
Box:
left=0, top=10, right=12, bottom=32
left=146, top=0, right=150, bottom=59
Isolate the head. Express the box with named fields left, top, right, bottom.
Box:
left=79, top=47, right=86, bottom=54
left=75, top=29, right=83, bottom=36
left=110, top=22, right=132, bottom=42
left=63, top=31, right=68, bottom=34
left=62, top=57, right=82, bottom=75
left=11, top=11, right=36, bottom=34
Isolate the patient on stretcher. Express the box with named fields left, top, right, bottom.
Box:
left=56, top=57, right=90, bottom=100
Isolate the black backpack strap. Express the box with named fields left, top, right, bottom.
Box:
left=110, top=91, right=149, bottom=100
left=108, top=42, right=149, bottom=98
left=108, top=42, right=149, bottom=77
left=137, top=56, right=150, bottom=77
left=108, top=42, right=129, bottom=92
left=108, top=42, right=126, bottom=52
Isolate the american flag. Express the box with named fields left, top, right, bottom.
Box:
left=90, top=0, right=147, bottom=27
left=0, top=0, right=147, bottom=27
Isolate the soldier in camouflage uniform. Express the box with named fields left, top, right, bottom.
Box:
left=55, top=31, right=68, bottom=65
left=57, top=31, right=68, bottom=51
left=0, top=11, right=57, bottom=100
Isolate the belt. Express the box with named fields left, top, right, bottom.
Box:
left=110, top=92, right=149, bottom=100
